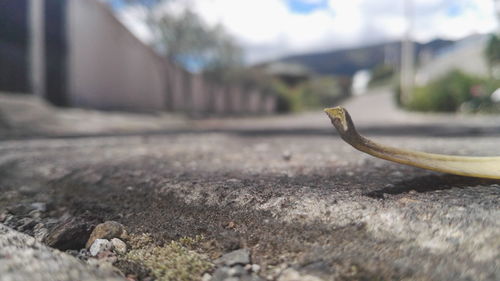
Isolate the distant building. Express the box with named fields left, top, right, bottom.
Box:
left=415, top=34, right=490, bottom=86
left=255, top=62, right=312, bottom=87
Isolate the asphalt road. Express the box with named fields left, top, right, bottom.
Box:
left=1, top=91, right=499, bottom=281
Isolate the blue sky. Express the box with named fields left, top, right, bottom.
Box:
left=116, top=0, right=498, bottom=63
left=286, top=0, right=329, bottom=14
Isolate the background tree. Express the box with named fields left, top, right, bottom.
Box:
left=105, top=0, right=243, bottom=73
left=153, top=9, right=243, bottom=72
left=485, top=34, right=500, bottom=78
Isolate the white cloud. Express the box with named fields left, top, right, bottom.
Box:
left=117, top=4, right=153, bottom=43
left=118, top=0, right=499, bottom=63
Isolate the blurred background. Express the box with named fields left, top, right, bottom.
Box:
left=0, top=0, right=500, bottom=136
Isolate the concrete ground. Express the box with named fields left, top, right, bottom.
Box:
left=0, top=90, right=499, bottom=281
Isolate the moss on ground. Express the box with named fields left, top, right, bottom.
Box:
left=123, top=234, right=213, bottom=281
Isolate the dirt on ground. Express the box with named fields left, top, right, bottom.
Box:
left=1, top=91, right=499, bottom=281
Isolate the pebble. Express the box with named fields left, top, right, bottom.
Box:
left=282, top=150, right=292, bottom=161
left=97, top=250, right=118, bottom=263
left=201, top=273, right=212, bottom=281
left=89, top=239, right=113, bottom=256
left=251, top=264, right=261, bottom=273
left=277, top=268, right=324, bottom=281
left=110, top=238, right=127, bottom=254
left=86, top=221, right=128, bottom=248
left=0, top=210, right=8, bottom=222
left=30, top=202, right=47, bottom=212
left=28, top=210, right=42, bottom=219
left=215, top=248, right=251, bottom=266
left=33, top=223, right=49, bottom=241
left=390, top=171, right=404, bottom=178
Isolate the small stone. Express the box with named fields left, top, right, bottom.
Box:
left=2, top=214, right=14, bottom=225
left=86, top=221, right=127, bottom=248
left=282, top=150, right=292, bottom=161
left=76, top=248, right=91, bottom=261
left=0, top=210, right=9, bottom=222
left=215, top=248, right=251, bottom=266
left=30, top=202, right=47, bottom=212
left=278, top=268, right=324, bottom=281
left=201, top=273, right=211, bottom=281
left=44, top=217, right=97, bottom=250
left=110, top=238, right=127, bottom=254
left=28, top=210, right=42, bottom=219
left=65, top=249, right=79, bottom=257
left=97, top=250, right=117, bottom=263
left=228, top=265, right=245, bottom=277
left=251, top=264, right=261, bottom=273
left=390, top=171, right=404, bottom=178
left=33, top=223, right=48, bottom=241
left=89, top=239, right=113, bottom=256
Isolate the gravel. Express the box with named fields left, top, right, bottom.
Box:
left=86, top=221, right=128, bottom=248
left=90, top=239, right=113, bottom=257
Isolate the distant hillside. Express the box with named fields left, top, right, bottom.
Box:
left=279, top=39, right=455, bottom=76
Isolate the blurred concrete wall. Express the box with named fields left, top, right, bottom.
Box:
left=65, top=0, right=276, bottom=115
left=67, top=0, right=167, bottom=110
left=1, top=0, right=277, bottom=115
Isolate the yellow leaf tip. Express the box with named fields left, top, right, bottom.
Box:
left=324, top=106, right=345, bottom=120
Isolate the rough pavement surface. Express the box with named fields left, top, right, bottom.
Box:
left=0, top=91, right=499, bottom=280
left=0, top=224, right=123, bottom=281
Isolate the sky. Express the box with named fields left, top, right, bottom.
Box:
left=115, top=0, right=499, bottom=64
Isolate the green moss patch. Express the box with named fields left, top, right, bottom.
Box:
left=124, top=234, right=213, bottom=281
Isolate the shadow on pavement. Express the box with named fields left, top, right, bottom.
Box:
left=365, top=174, right=500, bottom=198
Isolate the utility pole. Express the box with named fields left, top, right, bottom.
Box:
left=30, top=0, right=45, bottom=99
left=496, top=0, right=500, bottom=33
left=400, top=0, right=415, bottom=105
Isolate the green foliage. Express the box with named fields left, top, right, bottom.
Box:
left=369, top=64, right=395, bottom=87
left=485, top=34, right=500, bottom=68
left=154, top=9, right=243, bottom=71
left=271, top=76, right=344, bottom=112
left=303, top=76, right=344, bottom=108
left=110, top=0, right=242, bottom=72
left=406, top=70, right=500, bottom=113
